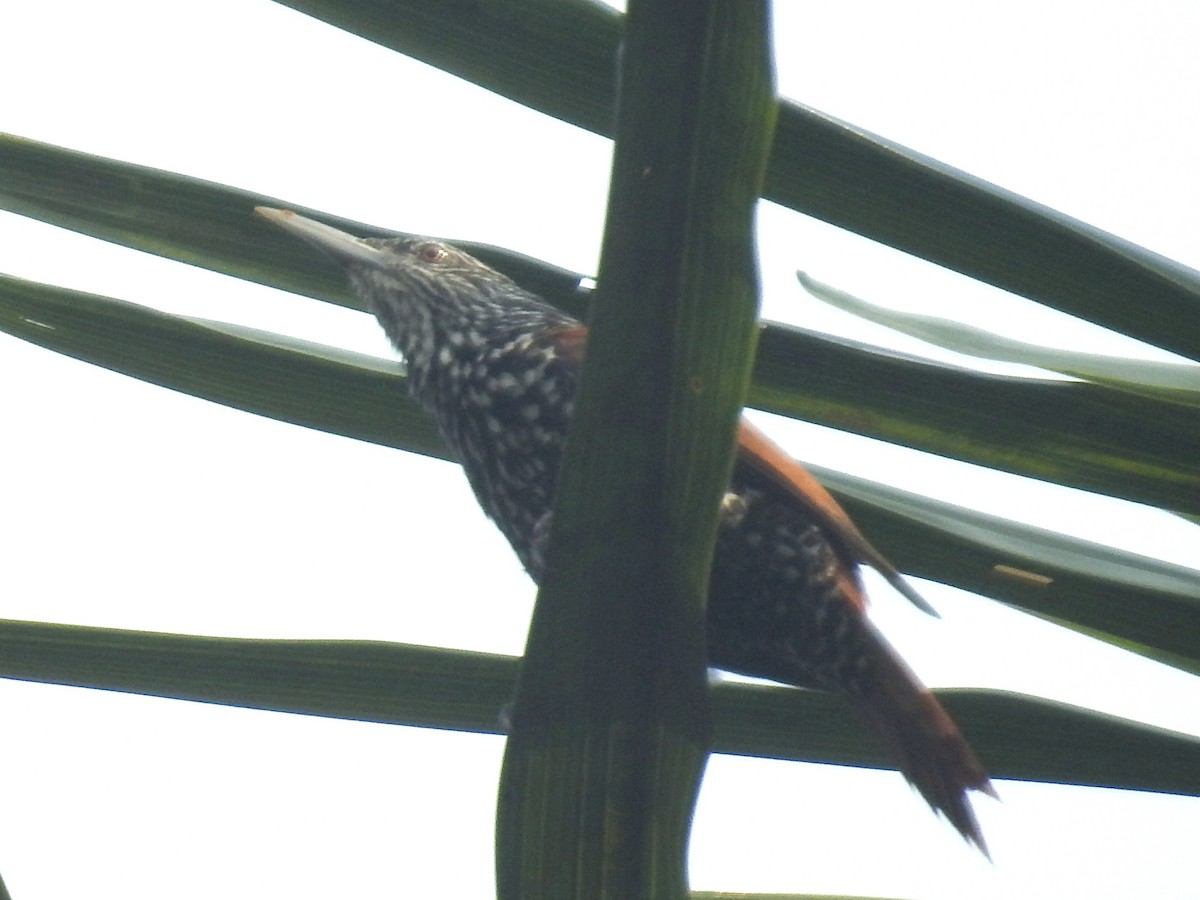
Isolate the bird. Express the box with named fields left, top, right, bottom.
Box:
left=256, top=206, right=997, bottom=854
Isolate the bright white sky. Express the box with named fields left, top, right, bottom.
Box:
left=2, top=1, right=1199, bottom=898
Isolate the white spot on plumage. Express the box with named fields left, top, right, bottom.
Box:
left=489, top=372, right=521, bottom=395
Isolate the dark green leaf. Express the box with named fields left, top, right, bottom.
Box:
left=0, top=132, right=587, bottom=314
left=798, top=271, right=1200, bottom=404
left=4, top=276, right=1196, bottom=671
left=0, top=271, right=445, bottom=457
left=267, top=0, right=1200, bottom=362
left=1, top=618, right=1197, bottom=797
left=497, top=4, right=774, bottom=897
left=752, top=324, right=1200, bottom=515
left=814, top=465, right=1200, bottom=673
left=3, top=134, right=1198, bottom=515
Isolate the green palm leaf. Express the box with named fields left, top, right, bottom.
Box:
left=3, top=618, right=1198, bottom=797
left=2, top=0, right=1199, bottom=897
left=267, top=0, right=1200, bottom=361
left=4, top=272, right=1199, bottom=673
left=797, top=270, right=1200, bottom=404
left=3, top=133, right=1197, bottom=517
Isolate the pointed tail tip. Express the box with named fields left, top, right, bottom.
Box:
left=872, top=717, right=999, bottom=860
left=920, top=740, right=998, bottom=861
left=851, top=620, right=998, bottom=857
left=946, top=775, right=999, bottom=862
left=966, top=829, right=993, bottom=864
left=855, top=673, right=998, bottom=859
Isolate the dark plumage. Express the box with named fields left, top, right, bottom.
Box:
left=258, top=207, right=996, bottom=854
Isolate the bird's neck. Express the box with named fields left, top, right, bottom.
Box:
left=370, top=287, right=580, bottom=576
left=372, top=286, right=574, bottom=416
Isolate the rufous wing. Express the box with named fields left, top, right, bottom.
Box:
left=735, top=419, right=938, bottom=616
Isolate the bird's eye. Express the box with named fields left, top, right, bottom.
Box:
left=416, top=243, right=448, bottom=264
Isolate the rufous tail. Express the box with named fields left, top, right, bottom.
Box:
left=853, top=621, right=998, bottom=858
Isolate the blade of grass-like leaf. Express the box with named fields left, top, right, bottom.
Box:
left=2, top=618, right=1199, bottom=796
left=818, top=465, right=1200, bottom=601
left=0, top=272, right=444, bottom=457
left=0, top=132, right=588, bottom=314
left=2, top=134, right=1198, bottom=514
left=496, top=4, right=773, bottom=896
left=811, top=465, right=1200, bottom=673
left=269, top=0, right=1200, bottom=362
left=798, top=271, right=1200, bottom=405
left=750, top=324, right=1200, bottom=516
left=768, top=106, right=1200, bottom=364
left=2, top=277, right=1196, bottom=669
left=0, top=618, right=517, bottom=730
left=715, top=678, right=1200, bottom=798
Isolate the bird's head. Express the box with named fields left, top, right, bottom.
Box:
left=255, top=207, right=577, bottom=380
left=255, top=207, right=519, bottom=308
